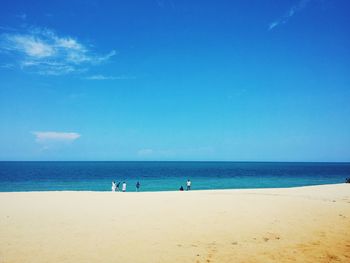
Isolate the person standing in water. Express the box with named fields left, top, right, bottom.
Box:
left=111, top=181, right=116, bottom=192
left=136, top=181, right=140, bottom=192
left=122, top=182, right=127, bottom=192
left=186, top=179, right=191, bottom=191
left=116, top=182, right=120, bottom=191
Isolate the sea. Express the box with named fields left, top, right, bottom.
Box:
left=0, top=161, right=349, bottom=192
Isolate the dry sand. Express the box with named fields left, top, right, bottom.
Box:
left=1, top=184, right=350, bottom=263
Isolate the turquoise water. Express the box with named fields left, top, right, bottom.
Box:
left=0, top=161, right=349, bottom=192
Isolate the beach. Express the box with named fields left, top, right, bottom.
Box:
left=0, top=184, right=349, bottom=263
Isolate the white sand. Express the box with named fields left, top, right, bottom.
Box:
left=1, top=184, right=350, bottom=263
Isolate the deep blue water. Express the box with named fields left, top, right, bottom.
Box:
left=0, top=161, right=349, bottom=192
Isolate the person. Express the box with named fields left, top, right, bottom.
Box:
left=136, top=181, right=140, bottom=192
left=122, top=182, right=127, bottom=192
left=186, top=179, right=191, bottom=191
left=179, top=185, right=184, bottom=191
left=116, top=182, right=120, bottom=191
left=111, top=181, right=116, bottom=192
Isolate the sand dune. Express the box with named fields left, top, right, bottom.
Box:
left=1, top=184, right=350, bottom=263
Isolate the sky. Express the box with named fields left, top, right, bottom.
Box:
left=0, top=0, right=349, bottom=161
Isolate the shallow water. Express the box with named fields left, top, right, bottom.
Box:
left=0, top=161, right=349, bottom=192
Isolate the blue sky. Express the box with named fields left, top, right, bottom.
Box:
left=0, top=0, right=349, bottom=161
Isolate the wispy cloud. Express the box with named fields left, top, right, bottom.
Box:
left=0, top=26, right=116, bottom=75
left=0, top=25, right=17, bottom=32
left=156, top=0, right=175, bottom=9
left=16, top=13, right=27, bottom=21
left=268, top=0, right=312, bottom=31
left=0, top=63, right=14, bottom=69
left=84, top=74, right=136, bottom=80
left=32, top=131, right=81, bottom=143
left=137, top=147, right=214, bottom=158
left=137, top=148, right=154, bottom=156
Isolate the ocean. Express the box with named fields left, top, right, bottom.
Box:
left=0, top=161, right=349, bottom=192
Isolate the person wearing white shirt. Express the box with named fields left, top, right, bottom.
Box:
left=186, top=179, right=191, bottom=191
left=111, top=181, right=116, bottom=192
left=122, top=182, right=127, bottom=192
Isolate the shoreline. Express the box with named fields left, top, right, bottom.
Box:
left=0, top=182, right=347, bottom=194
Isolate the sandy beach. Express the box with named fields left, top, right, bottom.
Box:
left=0, top=184, right=349, bottom=263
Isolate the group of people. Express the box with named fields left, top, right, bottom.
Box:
left=111, top=181, right=141, bottom=192
left=111, top=179, right=192, bottom=192
left=179, top=179, right=191, bottom=191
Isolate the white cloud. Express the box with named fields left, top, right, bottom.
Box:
left=10, top=35, right=55, bottom=58
left=0, top=26, right=116, bottom=75
left=33, top=131, right=81, bottom=143
left=84, top=74, right=136, bottom=80
left=137, top=147, right=214, bottom=158
left=94, top=50, right=117, bottom=63
left=268, top=21, right=279, bottom=31
left=137, top=149, right=154, bottom=156
left=268, top=0, right=312, bottom=31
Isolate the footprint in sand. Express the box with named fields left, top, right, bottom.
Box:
left=339, top=214, right=347, bottom=219
left=204, top=242, right=217, bottom=263
left=326, top=253, right=340, bottom=261
left=263, top=233, right=281, bottom=242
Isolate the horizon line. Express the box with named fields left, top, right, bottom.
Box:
left=0, top=160, right=349, bottom=163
